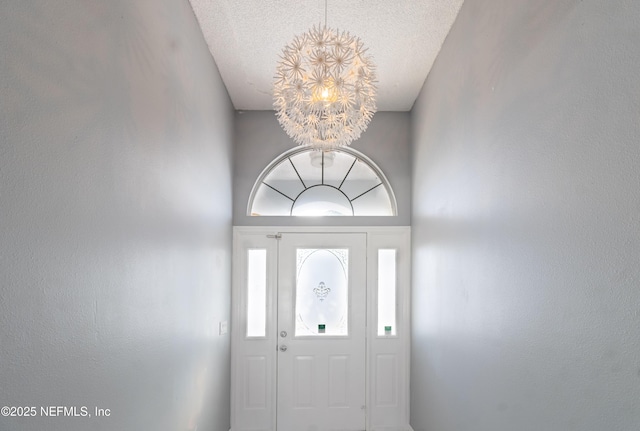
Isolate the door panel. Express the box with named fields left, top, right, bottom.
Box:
left=277, top=233, right=366, bottom=431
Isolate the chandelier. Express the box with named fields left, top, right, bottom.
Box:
left=273, top=16, right=377, bottom=150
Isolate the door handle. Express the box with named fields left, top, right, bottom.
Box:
left=280, top=330, right=287, bottom=338
left=279, top=345, right=288, bottom=352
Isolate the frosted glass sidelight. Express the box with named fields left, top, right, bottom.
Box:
left=247, top=249, right=267, bottom=337
left=377, top=249, right=397, bottom=336
left=295, top=249, right=349, bottom=336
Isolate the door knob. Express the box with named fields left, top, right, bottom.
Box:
left=280, top=330, right=287, bottom=338
left=279, top=345, right=288, bottom=352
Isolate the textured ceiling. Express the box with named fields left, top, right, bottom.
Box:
left=189, top=0, right=464, bottom=111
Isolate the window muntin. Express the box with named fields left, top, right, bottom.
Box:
left=291, top=186, right=353, bottom=216
left=248, top=147, right=397, bottom=217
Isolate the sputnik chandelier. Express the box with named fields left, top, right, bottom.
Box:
left=273, top=1, right=377, bottom=150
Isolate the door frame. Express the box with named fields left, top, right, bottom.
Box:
left=231, top=226, right=411, bottom=431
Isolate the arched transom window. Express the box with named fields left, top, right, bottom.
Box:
left=248, top=147, right=397, bottom=216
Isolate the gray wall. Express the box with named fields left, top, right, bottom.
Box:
left=411, top=1, right=640, bottom=430
left=233, top=111, right=411, bottom=226
left=0, top=1, right=233, bottom=431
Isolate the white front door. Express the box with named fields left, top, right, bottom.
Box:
left=276, top=233, right=367, bottom=431
left=231, top=227, right=411, bottom=431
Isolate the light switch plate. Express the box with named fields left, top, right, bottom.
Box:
left=219, top=321, right=228, bottom=335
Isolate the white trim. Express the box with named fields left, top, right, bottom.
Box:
left=234, top=225, right=409, bottom=235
